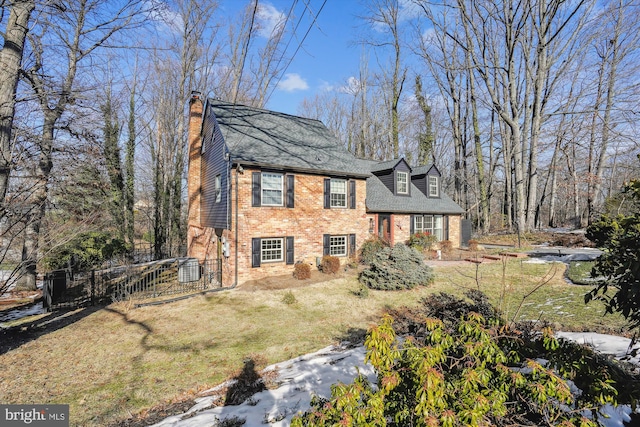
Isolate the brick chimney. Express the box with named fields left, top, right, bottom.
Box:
left=187, top=91, right=204, bottom=259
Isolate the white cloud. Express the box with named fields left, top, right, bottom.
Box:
left=256, top=3, right=286, bottom=38
left=277, top=73, right=309, bottom=92
left=336, top=76, right=360, bottom=95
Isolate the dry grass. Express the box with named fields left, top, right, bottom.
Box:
left=0, top=259, right=627, bottom=426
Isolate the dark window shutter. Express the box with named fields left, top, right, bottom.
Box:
left=251, top=238, right=261, bottom=267
left=323, top=234, right=330, bottom=256
left=349, top=234, right=356, bottom=257
left=286, top=175, right=295, bottom=208
left=252, top=172, right=261, bottom=207
left=445, top=216, right=450, bottom=240
left=323, top=178, right=331, bottom=209
left=286, top=236, right=294, bottom=264
left=349, top=180, right=356, bottom=209
left=410, top=215, right=415, bottom=235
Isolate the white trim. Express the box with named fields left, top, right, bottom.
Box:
left=261, top=238, right=284, bottom=262
left=261, top=172, right=284, bottom=206
left=329, top=235, right=347, bottom=256
left=397, top=171, right=408, bottom=194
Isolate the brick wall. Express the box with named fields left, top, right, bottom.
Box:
left=207, top=168, right=371, bottom=285
left=186, top=92, right=213, bottom=261
left=448, top=215, right=461, bottom=247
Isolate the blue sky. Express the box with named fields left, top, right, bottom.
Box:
left=219, top=1, right=366, bottom=115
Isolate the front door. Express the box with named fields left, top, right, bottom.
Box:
left=378, top=214, right=391, bottom=243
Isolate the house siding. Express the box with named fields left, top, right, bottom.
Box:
left=201, top=103, right=231, bottom=229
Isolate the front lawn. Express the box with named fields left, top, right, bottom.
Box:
left=0, top=259, right=627, bottom=426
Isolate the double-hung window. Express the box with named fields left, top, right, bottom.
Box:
left=252, top=236, right=294, bottom=267
left=330, top=179, right=347, bottom=208
left=413, top=215, right=444, bottom=241
left=261, top=238, right=283, bottom=262
left=329, top=236, right=347, bottom=256
left=261, top=172, right=283, bottom=206
left=397, top=171, right=408, bottom=194
left=414, top=215, right=424, bottom=233
left=428, top=176, right=439, bottom=197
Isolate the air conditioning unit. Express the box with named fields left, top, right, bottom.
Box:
left=178, top=258, right=201, bottom=283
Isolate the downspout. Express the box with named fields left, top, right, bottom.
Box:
left=234, top=161, right=239, bottom=288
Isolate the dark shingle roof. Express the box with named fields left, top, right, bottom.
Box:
left=208, top=100, right=463, bottom=215
left=411, top=163, right=435, bottom=176
left=209, top=100, right=370, bottom=177
left=365, top=175, right=465, bottom=215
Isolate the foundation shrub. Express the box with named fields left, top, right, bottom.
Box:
left=292, top=262, right=311, bottom=280
left=407, top=232, right=438, bottom=252
left=468, top=239, right=479, bottom=251
left=319, top=255, right=340, bottom=274
left=440, top=239, right=453, bottom=253
left=358, top=244, right=434, bottom=291
left=359, top=236, right=388, bottom=265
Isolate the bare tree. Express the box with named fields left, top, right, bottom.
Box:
left=17, top=0, right=151, bottom=290
left=0, top=0, right=34, bottom=207
left=585, top=0, right=640, bottom=224
left=361, top=0, right=408, bottom=159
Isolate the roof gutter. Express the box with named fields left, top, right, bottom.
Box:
left=232, top=160, right=371, bottom=179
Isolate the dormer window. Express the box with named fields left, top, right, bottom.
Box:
left=397, top=171, right=408, bottom=194
left=429, top=176, right=439, bottom=197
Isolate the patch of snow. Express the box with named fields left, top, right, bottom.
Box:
left=150, top=344, right=376, bottom=427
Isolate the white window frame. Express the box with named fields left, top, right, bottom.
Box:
left=214, top=174, right=221, bottom=203
left=329, top=235, right=347, bottom=256
left=414, top=216, right=424, bottom=233
left=330, top=179, right=347, bottom=208
left=428, top=176, right=439, bottom=197
left=414, top=215, right=444, bottom=241
left=261, top=238, right=284, bottom=262
left=397, top=171, right=409, bottom=194
left=261, top=172, right=283, bottom=206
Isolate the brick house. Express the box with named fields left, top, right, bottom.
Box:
left=187, top=92, right=464, bottom=286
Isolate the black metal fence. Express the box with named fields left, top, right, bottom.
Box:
left=42, top=258, right=222, bottom=311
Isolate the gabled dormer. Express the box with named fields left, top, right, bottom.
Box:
left=370, top=158, right=412, bottom=197
left=411, top=163, right=441, bottom=198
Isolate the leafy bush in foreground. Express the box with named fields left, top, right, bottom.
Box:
left=586, top=178, right=640, bottom=329
left=293, top=292, right=624, bottom=427
left=359, top=244, right=433, bottom=290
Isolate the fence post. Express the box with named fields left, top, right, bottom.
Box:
left=91, top=270, right=95, bottom=306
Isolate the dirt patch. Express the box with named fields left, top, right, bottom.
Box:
left=237, top=268, right=358, bottom=292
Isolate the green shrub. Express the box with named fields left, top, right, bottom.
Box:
left=43, top=231, right=129, bottom=271
left=358, top=244, right=433, bottom=290
left=585, top=178, right=640, bottom=328
left=320, top=255, right=341, bottom=274
left=359, top=236, right=388, bottom=264
left=352, top=284, right=369, bottom=299
left=292, top=293, right=621, bottom=427
left=292, top=262, right=311, bottom=280
left=407, top=232, right=438, bottom=251
left=281, top=291, right=296, bottom=305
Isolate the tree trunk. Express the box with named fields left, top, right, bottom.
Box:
left=0, top=0, right=35, bottom=204
left=18, top=117, right=55, bottom=290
